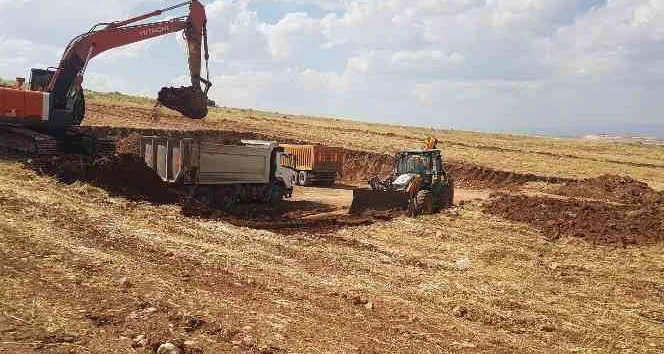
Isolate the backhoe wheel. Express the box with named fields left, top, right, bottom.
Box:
left=448, top=177, right=455, bottom=207
left=438, top=177, right=455, bottom=210
left=415, top=190, right=434, bottom=216
left=298, top=171, right=310, bottom=186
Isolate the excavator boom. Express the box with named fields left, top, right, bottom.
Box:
left=47, top=0, right=211, bottom=121
left=0, top=0, right=212, bottom=155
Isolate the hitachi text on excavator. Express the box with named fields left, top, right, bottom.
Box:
left=0, top=0, right=212, bottom=155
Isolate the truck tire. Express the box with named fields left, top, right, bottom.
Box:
left=415, top=190, right=434, bottom=216
left=194, top=186, right=214, bottom=206
left=214, top=185, right=238, bottom=209
left=269, top=184, right=284, bottom=203
left=298, top=171, right=310, bottom=186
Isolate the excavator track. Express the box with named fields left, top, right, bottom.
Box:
left=0, top=125, right=60, bottom=155
left=0, top=124, right=115, bottom=157
left=93, top=137, right=117, bottom=157
left=64, top=128, right=116, bottom=157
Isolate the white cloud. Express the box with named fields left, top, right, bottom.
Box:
left=262, top=12, right=324, bottom=60
left=2, top=0, right=663, bottom=136
left=251, top=0, right=346, bottom=12
left=95, top=38, right=165, bottom=62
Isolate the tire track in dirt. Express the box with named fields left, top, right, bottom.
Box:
left=0, top=185, right=479, bottom=354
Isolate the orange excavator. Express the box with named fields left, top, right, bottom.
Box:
left=0, top=0, right=211, bottom=155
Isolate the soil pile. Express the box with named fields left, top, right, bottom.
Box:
left=484, top=193, right=664, bottom=246
left=446, top=162, right=571, bottom=189
left=84, top=126, right=574, bottom=190
left=555, top=175, right=660, bottom=204
left=26, top=154, right=177, bottom=204
left=342, top=151, right=394, bottom=182
left=114, top=132, right=143, bottom=155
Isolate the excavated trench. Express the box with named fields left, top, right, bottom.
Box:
left=14, top=126, right=664, bottom=244
left=89, top=126, right=575, bottom=189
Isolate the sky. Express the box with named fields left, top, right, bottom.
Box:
left=1, top=0, right=663, bottom=137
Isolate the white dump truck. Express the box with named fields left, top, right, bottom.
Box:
left=140, top=136, right=297, bottom=208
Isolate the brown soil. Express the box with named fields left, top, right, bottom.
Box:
left=2, top=101, right=663, bottom=353
left=555, top=174, right=661, bottom=204
left=445, top=162, right=572, bottom=189
left=340, top=149, right=573, bottom=189
left=26, top=154, right=178, bottom=204
left=342, top=151, right=394, bottom=181
left=484, top=193, right=664, bottom=246
left=23, top=151, right=395, bottom=235
left=181, top=199, right=395, bottom=235
left=79, top=126, right=578, bottom=191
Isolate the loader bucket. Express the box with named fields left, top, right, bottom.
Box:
left=349, top=188, right=410, bottom=214
left=158, top=85, right=208, bottom=119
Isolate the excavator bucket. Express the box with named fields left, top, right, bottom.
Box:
left=158, top=85, right=208, bottom=119
left=349, top=188, right=410, bottom=214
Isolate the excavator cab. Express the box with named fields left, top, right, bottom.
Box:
left=29, top=69, right=55, bottom=92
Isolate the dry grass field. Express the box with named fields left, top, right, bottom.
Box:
left=0, top=93, right=662, bottom=353
left=84, top=94, right=664, bottom=189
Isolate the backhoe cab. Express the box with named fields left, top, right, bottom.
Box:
left=350, top=138, right=455, bottom=216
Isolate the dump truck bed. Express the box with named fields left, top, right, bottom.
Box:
left=280, top=144, right=344, bottom=172
left=140, top=136, right=274, bottom=185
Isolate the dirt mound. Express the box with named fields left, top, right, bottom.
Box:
left=26, top=154, right=177, bottom=204
left=555, top=175, right=660, bottom=204
left=114, top=132, right=143, bottom=155
left=342, top=151, right=394, bottom=181
left=341, top=152, right=573, bottom=189
left=446, top=162, right=571, bottom=189
left=83, top=126, right=306, bottom=147
left=484, top=194, right=664, bottom=246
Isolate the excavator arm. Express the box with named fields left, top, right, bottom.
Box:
left=47, top=0, right=210, bottom=121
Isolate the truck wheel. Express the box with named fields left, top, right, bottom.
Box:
left=321, top=178, right=336, bottom=187
left=415, top=190, right=434, bottom=216
left=298, top=171, right=310, bottom=186
left=269, top=184, right=284, bottom=202
left=214, top=186, right=237, bottom=209
left=194, top=186, right=214, bottom=206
